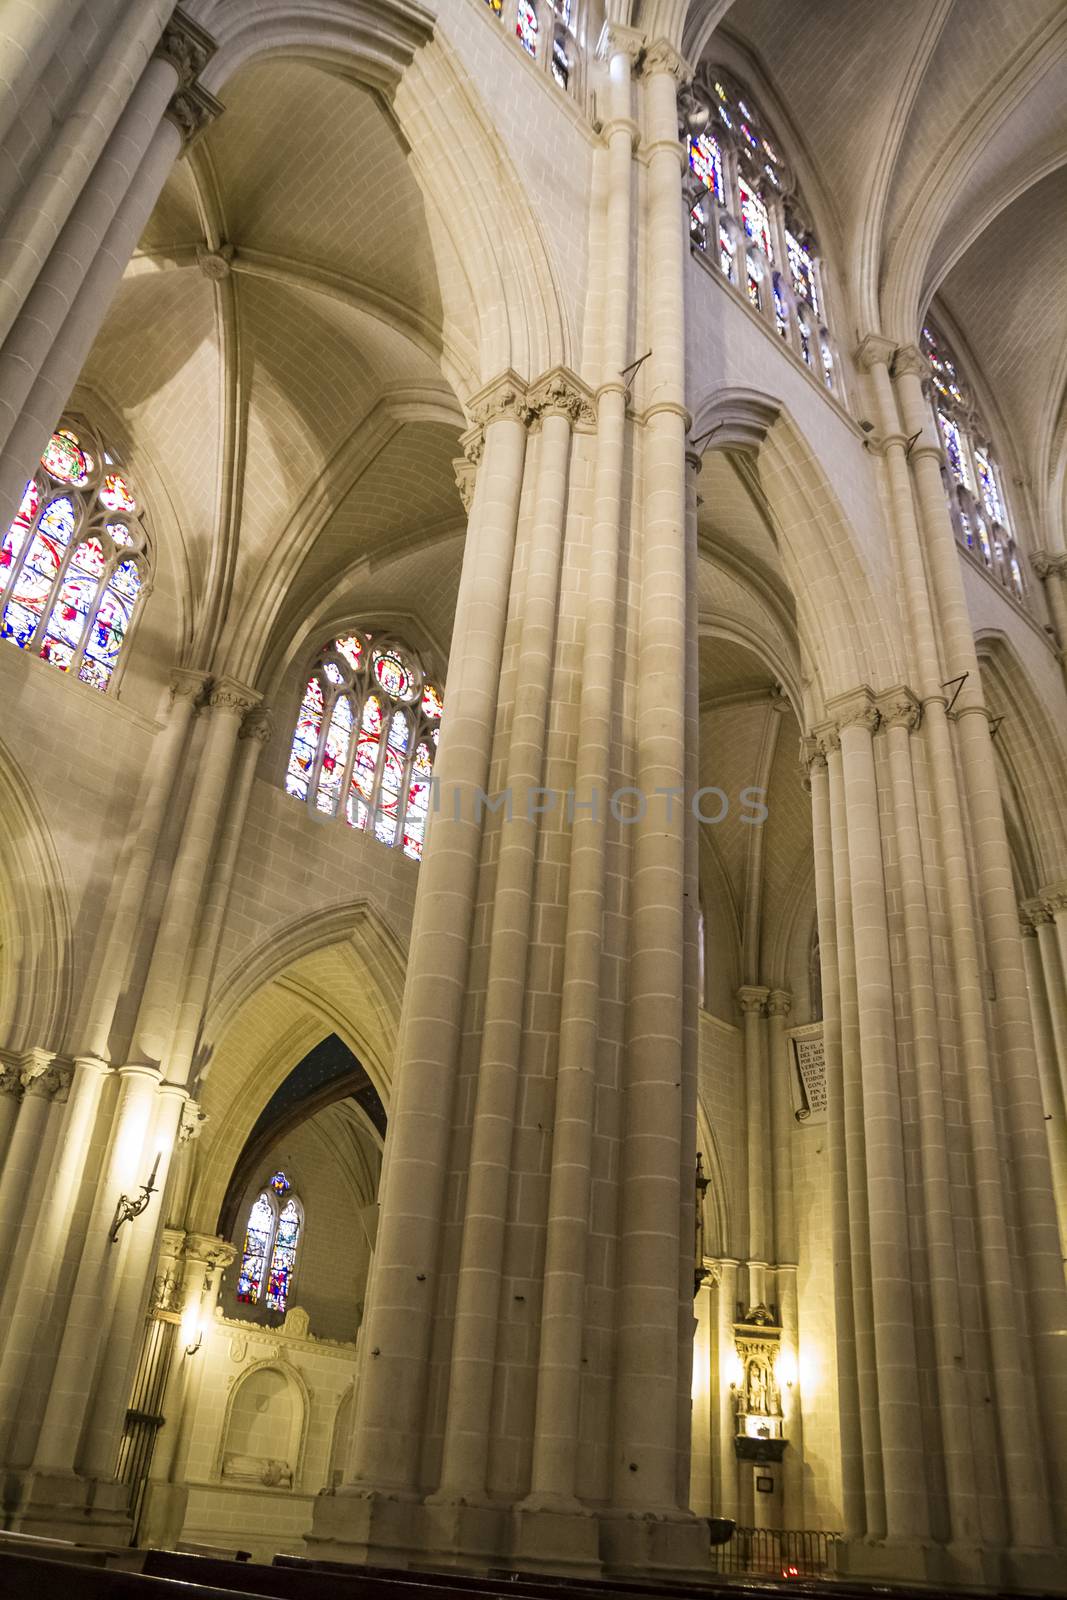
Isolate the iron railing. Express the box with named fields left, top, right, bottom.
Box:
left=709, top=1527, right=842, bottom=1578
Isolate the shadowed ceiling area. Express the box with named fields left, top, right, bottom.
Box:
left=712, top=0, right=1067, bottom=537
left=75, top=55, right=466, bottom=685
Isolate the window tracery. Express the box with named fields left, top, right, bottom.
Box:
left=482, top=0, right=581, bottom=98
left=237, top=1171, right=302, bottom=1316
left=920, top=320, right=1024, bottom=602
left=0, top=420, right=151, bottom=691
left=286, top=630, right=443, bottom=862
left=686, top=70, right=839, bottom=397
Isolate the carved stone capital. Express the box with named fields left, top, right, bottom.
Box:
left=178, top=1098, right=209, bottom=1144
left=854, top=333, right=896, bottom=373
left=1022, top=896, right=1053, bottom=928
left=165, top=83, right=224, bottom=151
left=209, top=676, right=260, bottom=715
left=891, top=344, right=928, bottom=381
left=170, top=667, right=209, bottom=704
left=240, top=705, right=273, bottom=745
left=154, top=6, right=217, bottom=88
left=737, top=984, right=769, bottom=1016
left=1032, top=550, right=1067, bottom=581
left=597, top=21, right=645, bottom=63
left=876, top=686, right=921, bottom=732
left=827, top=686, right=879, bottom=737
left=184, top=1231, right=238, bottom=1271
left=1041, top=881, right=1067, bottom=918
left=766, top=990, right=792, bottom=1018
left=453, top=457, right=477, bottom=513
left=812, top=721, right=840, bottom=758
left=21, top=1050, right=71, bottom=1101
left=466, top=369, right=533, bottom=432
left=527, top=367, right=596, bottom=429
left=0, top=1065, right=22, bottom=1097
left=641, top=38, right=694, bottom=85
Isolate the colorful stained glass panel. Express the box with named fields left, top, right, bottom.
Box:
left=1, top=480, right=41, bottom=582
left=315, top=694, right=353, bottom=815
left=689, top=134, right=724, bottom=204
left=739, top=178, right=772, bottom=260
left=287, top=677, right=324, bottom=800
left=937, top=412, right=972, bottom=490
left=373, top=650, right=411, bottom=700
left=785, top=231, right=819, bottom=315
left=41, top=429, right=91, bottom=487
left=334, top=634, right=363, bottom=671
left=265, top=1199, right=300, bottom=1312
left=516, top=0, right=538, bottom=54
left=237, top=1193, right=273, bottom=1304
left=98, top=473, right=136, bottom=513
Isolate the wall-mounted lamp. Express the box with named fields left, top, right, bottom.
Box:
left=108, top=1150, right=161, bottom=1244
left=184, top=1327, right=203, bottom=1357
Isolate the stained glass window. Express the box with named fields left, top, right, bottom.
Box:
left=0, top=421, right=150, bottom=691
left=738, top=177, right=772, bottom=260
left=689, top=133, right=724, bottom=205
left=937, top=411, right=972, bottom=490
left=973, top=447, right=1004, bottom=523
left=516, top=0, right=538, bottom=55
left=785, top=230, right=819, bottom=315
left=922, top=318, right=1024, bottom=600
left=266, top=1198, right=301, bottom=1313
left=287, top=630, right=444, bottom=862
left=237, top=1193, right=274, bottom=1304
left=551, top=33, right=570, bottom=88
left=745, top=253, right=763, bottom=311
left=237, top=1179, right=302, bottom=1316
left=687, top=70, right=838, bottom=394
left=719, top=224, right=737, bottom=284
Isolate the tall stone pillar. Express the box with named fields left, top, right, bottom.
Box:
left=806, top=748, right=864, bottom=1540
left=0, top=1051, right=66, bottom=1286
left=341, top=373, right=531, bottom=1507
left=1032, top=554, right=1067, bottom=690
left=831, top=691, right=928, bottom=1546
left=737, top=986, right=768, bottom=1294
left=1020, top=908, right=1067, bottom=1249
left=894, top=353, right=1067, bottom=1544
left=524, top=24, right=640, bottom=1523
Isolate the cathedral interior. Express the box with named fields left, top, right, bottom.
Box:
left=1, top=1, right=1067, bottom=1596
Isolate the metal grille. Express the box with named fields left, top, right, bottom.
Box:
left=709, top=1527, right=841, bottom=1578
left=116, top=1314, right=176, bottom=1541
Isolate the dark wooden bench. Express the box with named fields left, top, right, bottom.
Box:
left=0, top=1547, right=276, bottom=1600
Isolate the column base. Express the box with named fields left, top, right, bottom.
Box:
left=830, top=1536, right=1067, bottom=1593
left=306, top=1492, right=709, bottom=1579
left=598, top=1508, right=712, bottom=1578
left=0, top=1468, right=132, bottom=1546
left=508, top=1503, right=600, bottom=1576
left=136, top=1481, right=189, bottom=1549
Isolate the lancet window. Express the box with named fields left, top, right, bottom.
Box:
left=482, top=0, right=581, bottom=97
left=920, top=321, right=1024, bottom=601
left=286, top=630, right=443, bottom=862
left=236, top=1172, right=303, bottom=1315
left=0, top=420, right=151, bottom=691
left=686, top=70, right=839, bottom=397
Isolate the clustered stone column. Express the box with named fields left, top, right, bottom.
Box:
left=0, top=661, right=270, bottom=1533
left=310, top=28, right=709, bottom=1578
left=797, top=329, right=1067, bottom=1579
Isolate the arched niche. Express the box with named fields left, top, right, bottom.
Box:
left=218, top=1358, right=309, bottom=1492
